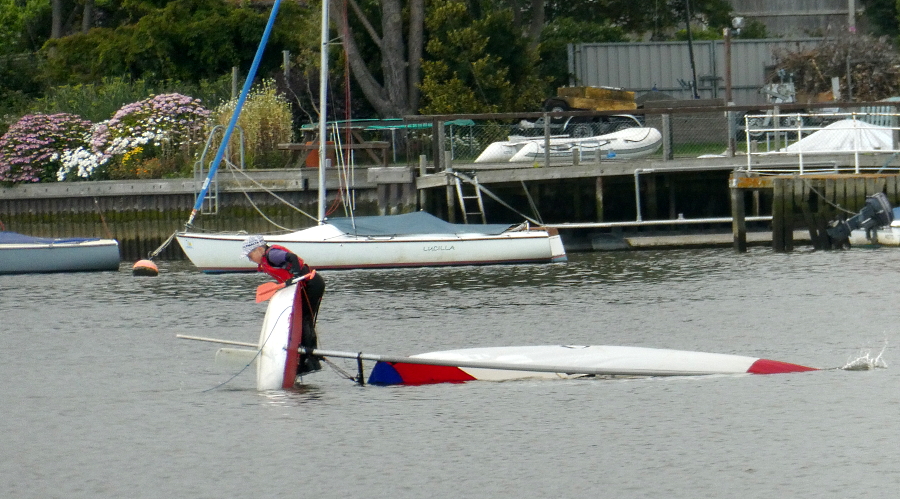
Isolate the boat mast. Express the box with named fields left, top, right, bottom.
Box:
left=317, top=0, right=329, bottom=224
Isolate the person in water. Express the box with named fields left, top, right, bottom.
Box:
left=241, top=235, right=324, bottom=374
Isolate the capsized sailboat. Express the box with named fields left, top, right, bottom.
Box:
left=178, top=283, right=818, bottom=390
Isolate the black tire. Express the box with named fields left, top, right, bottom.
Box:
left=571, top=123, right=594, bottom=138
left=543, top=98, right=570, bottom=113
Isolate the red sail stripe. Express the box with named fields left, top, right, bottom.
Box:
left=392, top=363, right=478, bottom=385
left=747, top=358, right=818, bottom=374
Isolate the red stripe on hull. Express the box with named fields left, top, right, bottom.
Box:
left=282, top=287, right=304, bottom=389
left=748, top=358, right=818, bottom=374
left=392, top=363, right=478, bottom=385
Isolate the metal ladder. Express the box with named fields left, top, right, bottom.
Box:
left=193, top=125, right=246, bottom=215
left=453, top=171, right=486, bottom=224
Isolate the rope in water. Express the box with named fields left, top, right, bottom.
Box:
left=201, top=305, right=291, bottom=392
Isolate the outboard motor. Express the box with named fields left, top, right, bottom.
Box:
left=826, top=192, right=893, bottom=245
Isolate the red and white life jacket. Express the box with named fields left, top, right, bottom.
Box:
left=257, top=244, right=303, bottom=283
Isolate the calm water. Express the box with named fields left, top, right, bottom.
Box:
left=2, top=248, right=898, bottom=498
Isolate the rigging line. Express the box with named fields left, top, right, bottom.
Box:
left=333, top=121, right=355, bottom=219
left=323, top=125, right=343, bottom=217
left=201, top=303, right=292, bottom=392
left=223, top=161, right=318, bottom=223
left=801, top=178, right=859, bottom=216
left=225, top=165, right=292, bottom=231
left=320, top=355, right=357, bottom=382
left=334, top=121, right=353, bottom=212
left=447, top=171, right=543, bottom=226
left=329, top=121, right=348, bottom=203
left=520, top=180, right=544, bottom=225
left=148, top=230, right=178, bottom=260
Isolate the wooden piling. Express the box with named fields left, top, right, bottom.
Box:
left=730, top=174, right=746, bottom=252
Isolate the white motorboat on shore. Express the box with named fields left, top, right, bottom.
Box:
left=475, top=127, right=662, bottom=163
left=0, top=231, right=120, bottom=274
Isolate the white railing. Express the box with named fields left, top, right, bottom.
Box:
left=744, top=111, right=900, bottom=174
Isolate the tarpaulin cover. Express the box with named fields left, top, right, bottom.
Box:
left=326, top=212, right=515, bottom=236
left=781, top=119, right=894, bottom=153
left=0, top=231, right=102, bottom=244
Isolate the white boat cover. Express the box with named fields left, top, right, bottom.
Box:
left=0, top=231, right=106, bottom=245
left=781, top=119, right=895, bottom=153
left=327, top=211, right=515, bottom=236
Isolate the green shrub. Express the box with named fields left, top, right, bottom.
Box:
left=210, top=79, right=293, bottom=169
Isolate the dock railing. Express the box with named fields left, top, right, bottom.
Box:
left=742, top=109, right=900, bottom=175
left=395, top=101, right=900, bottom=173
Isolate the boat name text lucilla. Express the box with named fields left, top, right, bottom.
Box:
left=423, top=245, right=455, bottom=252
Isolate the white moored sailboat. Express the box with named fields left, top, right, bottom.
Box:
left=174, top=0, right=565, bottom=272
left=176, top=212, right=566, bottom=272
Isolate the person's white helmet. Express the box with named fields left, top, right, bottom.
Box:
left=240, top=235, right=266, bottom=257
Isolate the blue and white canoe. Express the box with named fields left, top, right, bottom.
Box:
left=0, top=231, right=120, bottom=274
left=181, top=284, right=818, bottom=390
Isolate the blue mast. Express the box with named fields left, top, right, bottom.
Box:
left=186, top=0, right=283, bottom=228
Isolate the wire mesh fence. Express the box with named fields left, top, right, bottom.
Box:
left=285, top=102, right=900, bottom=173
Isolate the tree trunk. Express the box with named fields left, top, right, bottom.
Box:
left=333, top=0, right=424, bottom=118
left=407, top=0, right=424, bottom=112
left=82, top=0, right=95, bottom=33
left=51, top=0, right=63, bottom=39
left=379, top=0, right=410, bottom=116
left=526, top=0, right=544, bottom=51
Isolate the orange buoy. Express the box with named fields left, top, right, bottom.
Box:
left=132, top=259, right=159, bottom=277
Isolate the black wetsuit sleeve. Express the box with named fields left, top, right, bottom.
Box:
left=284, top=252, right=309, bottom=276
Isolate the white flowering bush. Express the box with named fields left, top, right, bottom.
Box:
left=56, top=93, right=212, bottom=181
left=0, top=113, right=93, bottom=184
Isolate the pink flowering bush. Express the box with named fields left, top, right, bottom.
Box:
left=58, top=93, right=211, bottom=181
left=0, top=113, right=93, bottom=184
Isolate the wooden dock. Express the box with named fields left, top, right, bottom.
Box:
left=2, top=152, right=899, bottom=261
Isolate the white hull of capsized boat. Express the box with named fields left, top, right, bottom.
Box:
left=252, top=308, right=817, bottom=389
left=366, top=345, right=817, bottom=385
left=177, top=224, right=566, bottom=272
left=256, top=284, right=298, bottom=391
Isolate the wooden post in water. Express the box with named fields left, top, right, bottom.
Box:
left=772, top=178, right=788, bottom=252
left=444, top=151, right=456, bottom=223
left=418, top=155, right=427, bottom=210
left=730, top=173, right=746, bottom=252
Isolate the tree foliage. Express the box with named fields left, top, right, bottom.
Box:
left=859, top=0, right=898, bottom=37
left=419, top=0, right=548, bottom=113
left=41, top=0, right=310, bottom=85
